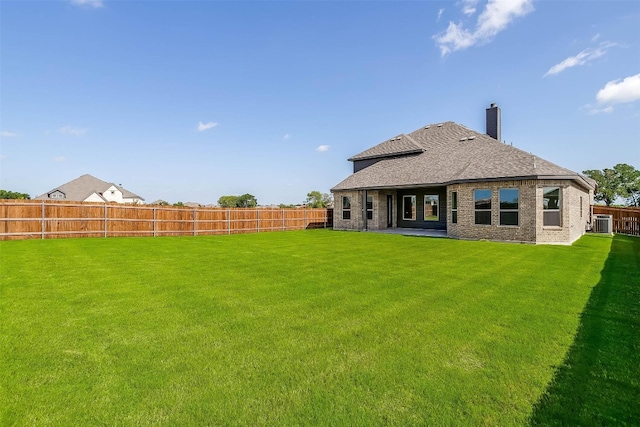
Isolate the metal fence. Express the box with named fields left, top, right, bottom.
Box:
left=592, top=206, right=640, bottom=236
left=0, top=200, right=333, bottom=240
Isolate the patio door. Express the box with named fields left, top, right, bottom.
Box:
left=387, top=195, right=393, bottom=227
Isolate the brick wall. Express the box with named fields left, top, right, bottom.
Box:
left=448, top=179, right=591, bottom=244
left=447, top=180, right=538, bottom=243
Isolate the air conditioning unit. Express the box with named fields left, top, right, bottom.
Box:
left=593, top=214, right=613, bottom=234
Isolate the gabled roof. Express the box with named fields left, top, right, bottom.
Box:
left=332, top=122, right=595, bottom=192
left=35, top=174, right=144, bottom=201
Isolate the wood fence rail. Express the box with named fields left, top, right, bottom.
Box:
left=0, top=200, right=333, bottom=241
left=592, top=206, right=640, bottom=236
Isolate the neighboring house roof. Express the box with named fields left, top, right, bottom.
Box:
left=35, top=174, right=144, bottom=201
left=332, top=122, right=595, bottom=192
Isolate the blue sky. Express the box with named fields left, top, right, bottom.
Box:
left=1, top=0, right=639, bottom=205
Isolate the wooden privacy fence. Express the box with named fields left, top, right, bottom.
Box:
left=593, top=206, right=640, bottom=236
left=0, top=200, right=333, bottom=241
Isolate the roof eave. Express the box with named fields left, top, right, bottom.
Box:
left=331, top=174, right=595, bottom=192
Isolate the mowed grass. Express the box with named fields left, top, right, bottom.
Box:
left=0, top=230, right=636, bottom=425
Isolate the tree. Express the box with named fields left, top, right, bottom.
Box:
left=615, top=163, right=640, bottom=207
left=583, top=163, right=640, bottom=206
left=305, top=191, right=332, bottom=208
left=0, top=189, right=31, bottom=199
left=236, top=193, right=257, bottom=208
left=217, top=195, right=238, bottom=208
left=217, top=194, right=257, bottom=208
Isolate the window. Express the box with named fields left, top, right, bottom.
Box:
left=424, top=195, right=439, bottom=221
left=580, top=196, right=583, bottom=218
left=403, top=195, right=416, bottom=220
left=474, top=189, right=492, bottom=225
left=342, top=196, right=351, bottom=220
left=499, top=189, right=519, bottom=226
left=543, top=187, right=561, bottom=226
left=451, top=192, right=458, bottom=224
left=366, top=195, right=373, bottom=220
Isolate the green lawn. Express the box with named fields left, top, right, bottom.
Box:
left=1, top=231, right=637, bottom=426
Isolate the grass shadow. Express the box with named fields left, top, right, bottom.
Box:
left=528, top=235, right=640, bottom=425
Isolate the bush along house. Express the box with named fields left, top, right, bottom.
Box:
left=331, top=104, right=596, bottom=244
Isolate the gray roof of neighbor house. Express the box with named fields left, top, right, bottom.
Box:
left=332, top=122, right=596, bottom=192
left=35, top=174, right=144, bottom=201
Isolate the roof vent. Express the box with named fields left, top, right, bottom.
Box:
left=459, top=137, right=468, bottom=141
left=424, top=126, right=430, bottom=129
left=437, top=123, right=443, bottom=127
left=468, top=136, right=476, bottom=140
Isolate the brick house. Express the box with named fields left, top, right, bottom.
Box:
left=331, top=104, right=596, bottom=244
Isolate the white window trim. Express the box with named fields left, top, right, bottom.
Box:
left=543, top=187, right=562, bottom=228
left=403, top=195, right=416, bottom=221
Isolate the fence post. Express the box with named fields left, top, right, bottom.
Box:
left=257, top=208, right=260, bottom=233
left=193, top=208, right=197, bottom=237
left=153, top=207, right=157, bottom=237
left=282, top=209, right=285, bottom=231
left=104, top=204, right=108, bottom=238
left=228, top=209, right=231, bottom=235
left=41, top=201, right=45, bottom=239
left=304, top=208, right=307, bottom=230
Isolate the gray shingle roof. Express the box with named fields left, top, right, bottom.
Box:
left=35, top=174, right=144, bottom=201
left=348, top=134, right=423, bottom=161
left=332, top=122, right=595, bottom=191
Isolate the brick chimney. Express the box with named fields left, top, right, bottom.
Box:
left=486, top=103, right=501, bottom=141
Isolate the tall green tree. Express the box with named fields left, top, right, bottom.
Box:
left=614, top=163, right=640, bottom=207
left=0, top=190, right=31, bottom=199
left=583, top=163, right=640, bottom=206
left=305, top=191, right=332, bottom=208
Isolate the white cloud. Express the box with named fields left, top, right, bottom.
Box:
left=596, top=73, right=640, bottom=105
left=583, top=104, right=614, bottom=115
left=462, top=0, right=479, bottom=16
left=52, top=156, right=67, bottom=163
left=437, top=8, right=445, bottom=22
left=316, top=145, right=330, bottom=152
left=197, top=121, right=218, bottom=132
left=434, top=0, right=535, bottom=56
left=1, top=131, right=17, bottom=137
left=544, top=42, right=617, bottom=76
left=59, top=126, right=88, bottom=136
left=70, top=0, right=104, bottom=8
left=283, top=133, right=291, bottom=140
left=591, top=33, right=601, bottom=42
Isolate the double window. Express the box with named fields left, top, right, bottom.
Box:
left=342, top=196, right=351, bottom=220
left=474, top=189, right=492, bottom=225
left=543, top=187, right=561, bottom=226
left=499, top=189, right=519, bottom=226
left=424, top=195, right=439, bottom=221
left=403, top=195, right=416, bottom=220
